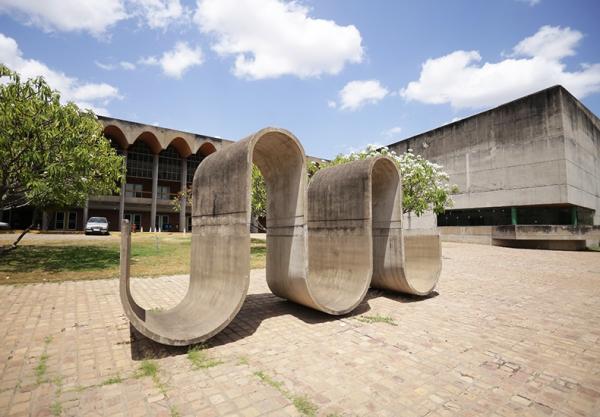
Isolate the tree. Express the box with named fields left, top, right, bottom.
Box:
left=251, top=165, right=267, bottom=231
left=310, top=145, right=458, bottom=216
left=171, top=188, right=191, bottom=214
left=0, top=65, right=124, bottom=251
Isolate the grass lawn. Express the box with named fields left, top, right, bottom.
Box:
left=0, top=233, right=266, bottom=285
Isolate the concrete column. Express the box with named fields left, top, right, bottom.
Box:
left=150, top=153, right=159, bottom=232
left=82, top=199, right=88, bottom=231
left=571, top=206, right=578, bottom=226
left=119, top=150, right=127, bottom=231
left=180, top=157, right=187, bottom=232
left=511, top=207, right=518, bottom=225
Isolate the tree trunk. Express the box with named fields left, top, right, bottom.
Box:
left=0, top=208, right=38, bottom=255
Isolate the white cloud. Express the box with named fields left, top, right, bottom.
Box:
left=512, top=25, right=581, bottom=60
left=327, top=100, right=337, bottom=109
left=382, top=126, right=402, bottom=137
left=193, top=0, right=363, bottom=80
left=95, top=60, right=137, bottom=71
left=516, top=0, right=541, bottom=6
left=338, top=80, right=389, bottom=111
left=95, top=61, right=116, bottom=71
left=129, top=0, right=189, bottom=29
left=0, top=0, right=189, bottom=36
left=140, top=41, right=203, bottom=78
left=120, top=61, right=136, bottom=70
left=0, top=33, right=121, bottom=114
left=401, top=25, right=600, bottom=109
left=0, top=0, right=128, bottom=36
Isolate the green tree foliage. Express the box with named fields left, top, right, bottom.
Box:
left=312, top=145, right=458, bottom=216
left=171, top=188, right=191, bottom=213
left=249, top=145, right=457, bottom=231
left=0, top=65, right=124, bottom=247
left=251, top=165, right=267, bottom=219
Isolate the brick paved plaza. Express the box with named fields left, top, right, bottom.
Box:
left=0, top=242, right=599, bottom=417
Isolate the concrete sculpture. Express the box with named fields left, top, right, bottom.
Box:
left=120, top=127, right=441, bottom=346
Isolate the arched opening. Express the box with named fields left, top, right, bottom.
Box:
left=103, top=125, right=128, bottom=153
left=134, top=131, right=162, bottom=155
left=186, top=142, right=217, bottom=185
left=168, top=137, right=193, bottom=158
left=198, top=142, right=217, bottom=156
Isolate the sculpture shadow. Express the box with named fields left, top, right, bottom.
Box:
left=128, top=287, right=438, bottom=360
left=365, top=289, right=440, bottom=304
left=129, top=291, right=372, bottom=360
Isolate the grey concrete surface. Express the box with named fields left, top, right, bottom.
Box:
left=119, top=127, right=442, bottom=346
left=388, top=86, right=600, bottom=225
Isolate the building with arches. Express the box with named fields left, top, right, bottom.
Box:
left=86, top=116, right=230, bottom=232
left=3, top=116, right=231, bottom=233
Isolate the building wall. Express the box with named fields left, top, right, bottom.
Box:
left=560, top=88, right=600, bottom=225
left=389, top=86, right=571, bottom=211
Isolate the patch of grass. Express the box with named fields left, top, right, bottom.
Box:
left=588, top=245, right=600, bottom=252
left=187, top=345, right=223, bottom=370
left=250, top=241, right=266, bottom=269
left=50, top=376, right=63, bottom=416
left=0, top=232, right=267, bottom=284
left=292, top=395, right=318, bottom=417
left=35, top=336, right=53, bottom=384
left=35, top=353, right=49, bottom=384
left=170, top=405, right=181, bottom=417
left=253, top=370, right=318, bottom=417
left=237, top=356, right=249, bottom=365
left=135, top=360, right=158, bottom=379
left=101, top=374, right=122, bottom=385
left=135, top=360, right=167, bottom=395
left=254, top=371, right=284, bottom=391
left=50, top=400, right=62, bottom=416
left=355, top=314, right=398, bottom=326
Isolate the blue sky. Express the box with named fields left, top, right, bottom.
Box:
left=0, top=0, right=599, bottom=158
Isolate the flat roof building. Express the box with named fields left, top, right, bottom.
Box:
left=388, top=85, right=600, bottom=249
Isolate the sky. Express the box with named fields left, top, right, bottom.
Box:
left=0, top=0, right=599, bottom=158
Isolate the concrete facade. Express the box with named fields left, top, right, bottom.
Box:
left=388, top=85, right=600, bottom=247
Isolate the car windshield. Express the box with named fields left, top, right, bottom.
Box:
left=88, top=217, right=107, bottom=223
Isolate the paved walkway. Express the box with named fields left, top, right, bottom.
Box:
left=0, top=242, right=599, bottom=417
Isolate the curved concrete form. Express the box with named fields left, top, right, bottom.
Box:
left=119, top=127, right=441, bottom=345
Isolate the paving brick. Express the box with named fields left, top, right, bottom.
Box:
left=0, top=242, right=599, bottom=416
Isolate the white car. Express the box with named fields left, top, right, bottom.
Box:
left=0, top=221, right=9, bottom=230
left=85, top=217, right=109, bottom=235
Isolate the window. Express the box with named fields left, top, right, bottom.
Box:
left=55, top=212, right=64, bottom=229
left=158, top=146, right=181, bottom=181
left=55, top=211, right=77, bottom=230
left=187, top=153, right=206, bottom=183
left=67, top=212, right=77, bottom=229
left=127, top=141, right=154, bottom=178
left=125, top=183, right=143, bottom=198
left=157, top=185, right=170, bottom=200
